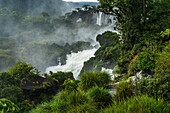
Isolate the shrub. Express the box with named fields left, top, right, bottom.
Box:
left=115, top=80, right=134, bottom=100
left=63, top=78, right=80, bottom=91
left=9, top=62, right=39, bottom=79
left=48, top=71, right=74, bottom=88
left=87, top=86, right=113, bottom=109
left=138, top=77, right=170, bottom=101
left=0, top=86, right=24, bottom=104
left=79, top=72, right=111, bottom=91
left=51, top=90, right=91, bottom=112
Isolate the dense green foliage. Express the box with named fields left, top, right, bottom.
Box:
left=1, top=86, right=24, bottom=104
left=155, top=41, right=170, bottom=77
left=0, top=61, right=75, bottom=112
left=30, top=70, right=169, bottom=113
left=97, top=0, right=169, bottom=74
left=30, top=72, right=112, bottom=113
left=95, top=0, right=170, bottom=102
left=0, top=72, right=20, bottom=89
left=29, top=90, right=95, bottom=113
left=0, top=0, right=169, bottom=112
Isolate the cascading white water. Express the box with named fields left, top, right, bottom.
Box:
left=46, top=48, right=97, bottom=80
left=45, top=12, right=118, bottom=80
left=96, top=12, right=115, bottom=26
left=45, top=29, right=119, bottom=80
left=96, top=12, right=102, bottom=26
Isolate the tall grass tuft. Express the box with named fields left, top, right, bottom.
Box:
left=79, top=72, right=111, bottom=91
left=101, top=95, right=170, bottom=113
left=115, top=80, right=134, bottom=101
left=67, top=90, right=91, bottom=106
left=87, top=86, right=113, bottom=109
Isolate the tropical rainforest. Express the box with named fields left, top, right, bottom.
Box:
left=0, top=0, right=170, bottom=113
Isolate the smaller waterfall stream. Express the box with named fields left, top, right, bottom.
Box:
left=46, top=48, right=97, bottom=80
left=96, top=12, right=102, bottom=26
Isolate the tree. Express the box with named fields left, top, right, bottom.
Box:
left=97, top=0, right=169, bottom=74
left=9, top=62, right=39, bottom=79
left=97, top=0, right=169, bottom=50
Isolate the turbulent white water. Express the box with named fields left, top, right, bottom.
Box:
left=45, top=28, right=118, bottom=80
left=46, top=48, right=97, bottom=80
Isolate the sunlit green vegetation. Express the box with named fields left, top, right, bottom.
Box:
left=0, top=98, right=20, bottom=113
left=101, top=95, right=170, bottom=113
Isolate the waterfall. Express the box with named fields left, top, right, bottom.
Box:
left=96, top=12, right=115, bottom=26
left=57, top=57, right=61, bottom=66
left=45, top=14, right=118, bottom=80
left=96, top=12, right=102, bottom=26
left=46, top=48, right=97, bottom=80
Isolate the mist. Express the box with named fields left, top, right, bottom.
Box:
left=0, top=0, right=114, bottom=73
left=0, top=0, right=77, bottom=16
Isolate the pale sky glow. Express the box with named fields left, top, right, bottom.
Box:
left=63, top=0, right=99, bottom=2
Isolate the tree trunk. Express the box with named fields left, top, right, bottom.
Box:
left=143, top=0, right=146, bottom=17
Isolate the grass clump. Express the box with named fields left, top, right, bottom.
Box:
left=67, top=102, right=98, bottom=113
left=30, top=90, right=94, bottom=113
left=115, top=79, right=134, bottom=101
left=79, top=72, right=111, bottom=91
left=87, top=86, right=113, bottom=109
left=101, top=95, right=170, bottom=113
left=29, top=102, right=52, bottom=113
